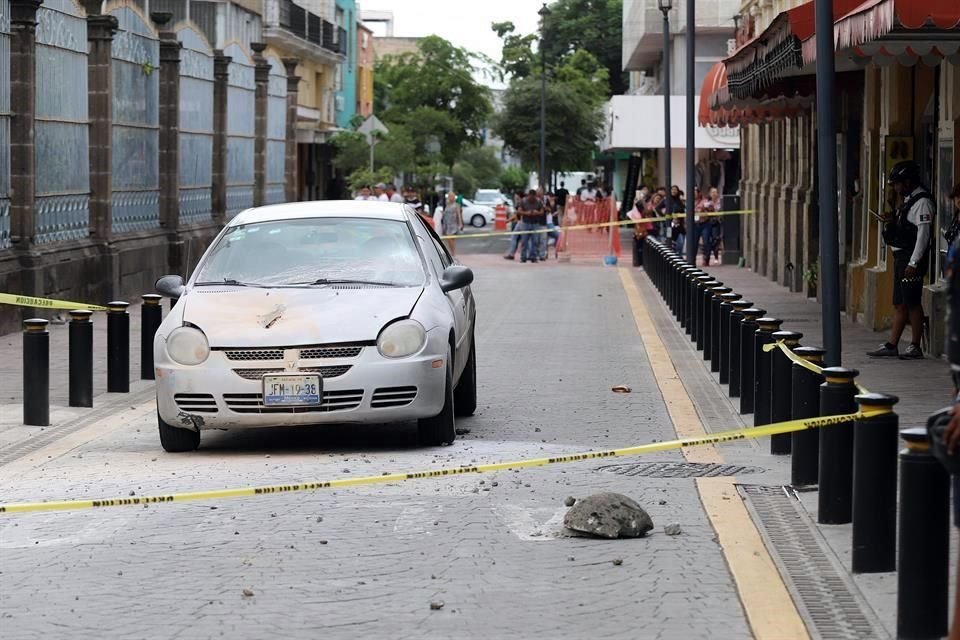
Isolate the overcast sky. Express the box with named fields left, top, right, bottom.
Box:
left=363, top=1, right=547, bottom=71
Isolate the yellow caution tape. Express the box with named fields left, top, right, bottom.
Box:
left=763, top=340, right=872, bottom=394
left=0, top=293, right=108, bottom=312
left=440, top=209, right=757, bottom=241
left=0, top=407, right=889, bottom=515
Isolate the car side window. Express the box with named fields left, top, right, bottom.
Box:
left=411, top=212, right=447, bottom=277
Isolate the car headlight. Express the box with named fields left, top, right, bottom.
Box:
left=377, top=320, right=426, bottom=358
left=166, top=326, right=210, bottom=366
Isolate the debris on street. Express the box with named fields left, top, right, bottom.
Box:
left=563, top=492, right=653, bottom=539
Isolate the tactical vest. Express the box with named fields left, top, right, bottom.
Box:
left=883, top=191, right=933, bottom=253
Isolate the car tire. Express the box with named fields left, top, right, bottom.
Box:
left=454, top=334, right=477, bottom=417
left=471, top=214, right=486, bottom=228
left=158, top=412, right=201, bottom=452
left=418, top=352, right=456, bottom=446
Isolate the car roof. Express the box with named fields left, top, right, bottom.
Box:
left=228, top=200, right=409, bottom=227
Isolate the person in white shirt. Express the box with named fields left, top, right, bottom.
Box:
left=580, top=182, right=598, bottom=202
left=868, top=160, right=933, bottom=359
left=354, top=186, right=374, bottom=201
left=384, top=183, right=404, bottom=203
left=374, top=183, right=389, bottom=201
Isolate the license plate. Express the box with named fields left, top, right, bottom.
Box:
left=263, top=374, right=322, bottom=406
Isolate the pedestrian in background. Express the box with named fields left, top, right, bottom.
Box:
left=374, top=183, right=388, bottom=201
left=354, top=185, right=375, bottom=201
left=515, top=189, right=544, bottom=264
left=439, top=192, right=463, bottom=256
left=555, top=181, right=569, bottom=213
left=384, top=183, right=403, bottom=203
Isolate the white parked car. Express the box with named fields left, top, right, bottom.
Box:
left=474, top=189, right=514, bottom=216
left=153, top=201, right=477, bottom=452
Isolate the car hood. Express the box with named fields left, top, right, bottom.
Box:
left=181, top=286, right=423, bottom=347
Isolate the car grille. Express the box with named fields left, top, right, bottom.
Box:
left=223, top=389, right=364, bottom=414
left=231, top=366, right=352, bottom=381
left=299, top=346, right=364, bottom=359
left=174, top=393, right=218, bottom=414
left=220, top=345, right=365, bottom=361
left=371, top=386, right=418, bottom=408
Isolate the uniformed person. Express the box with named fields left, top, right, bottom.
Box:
left=867, top=160, right=933, bottom=359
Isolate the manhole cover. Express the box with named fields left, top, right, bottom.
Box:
left=597, top=462, right=765, bottom=478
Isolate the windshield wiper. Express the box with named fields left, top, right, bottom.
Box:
left=292, top=278, right=402, bottom=287
left=194, top=279, right=260, bottom=287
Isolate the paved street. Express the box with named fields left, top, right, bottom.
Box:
left=0, top=243, right=757, bottom=640
left=0, top=233, right=949, bottom=639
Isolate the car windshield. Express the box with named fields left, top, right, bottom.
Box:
left=195, top=217, right=425, bottom=287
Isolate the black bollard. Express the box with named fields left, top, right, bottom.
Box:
left=107, top=301, right=130, bottom=393
left=703, top=285, right=728, bottom=361
left=697, top=279, right=719, bottom=352
left=680, top=267, right=699, bottom=331
left=752, top=318, right=783, bottom=428
left=141, top=294, right=163, bottom=380
left=23, top=318, right=50, bottom=427
left=728, top=301, right=753, bottom=398
left=632, top=233, right=643, bottom=267
left=769, top=330, right=802, bottom=454
left=709, top=287, right=731, bottom=370
left=170, top=296, right=180, bottom=311
left=738, top=308, right=765, bottom=414
left=68, top=309, right=94, bottom=408
left=790, top=346, right=825, bottom=486
left=851, top=393, right=899, bottom=574
left=897, top=426, right=949, bottom=639
left=818, top=367, right=859, bottom=524
left=693, top=275, right=714, bottom=346
left=718, top=293, right=741, bottom=384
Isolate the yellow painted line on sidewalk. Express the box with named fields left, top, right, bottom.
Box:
left=618, top=268, right=809, bottom=640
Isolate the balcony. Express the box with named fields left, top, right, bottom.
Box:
left=264, top=0, right=346, bottom=64
left=622, top=0, right=740, bottom=71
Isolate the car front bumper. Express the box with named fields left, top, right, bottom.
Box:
left=156, top=342, right=447, bottom=431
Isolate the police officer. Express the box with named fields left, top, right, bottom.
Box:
left=867, top=160, right=933, bottom=359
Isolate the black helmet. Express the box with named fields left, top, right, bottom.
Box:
left=889, top=160, right=921, bottom=184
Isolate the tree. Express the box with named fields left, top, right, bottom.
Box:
left=492, top=77, right=603, bottom=173
left=500, top=166, right=529, bottom=195
left=491, top=21, right=537, bottom=80
left=540, top=0, right=625, bottom=96
left=375, top=36, right=493, bottom=165
left=458, top=147, right=502, bottom=188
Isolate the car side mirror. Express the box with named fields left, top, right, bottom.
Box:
left=156, top=274, right=186, bottom=298
left=440, top=265, right=474, bottom=293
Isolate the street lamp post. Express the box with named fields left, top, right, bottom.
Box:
left=538, top=3, right=550, bottom=193
left=684, top=0, right=695, bottom=265
left=659, top=0, right=673, bottom=233
left=814, top=0, right=842, bottom=365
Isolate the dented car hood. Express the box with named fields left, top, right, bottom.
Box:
left=181, top=286, right=423, bottom=347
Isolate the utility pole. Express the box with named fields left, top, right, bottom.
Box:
left=685, top=0, right=696, bottom=265
left=538, top=3, right=550, bottom=192
left=659, top=0, right=673, bottom=225
left=815, top=0, right=842, bottom=365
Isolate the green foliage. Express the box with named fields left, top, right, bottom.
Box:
left=490, top=21, right=538, bottom=80
left=374, top=36, right=493, bottom=166
left=459, top=147, right=502, bottom=188
left=500, top=166, right=529, bottom=195
left=492, top=76, right=603, bottom=173
left=540, top=0, right=625, bottom=96
left=452, top=163, right=477, bottom=197
left=346, top=167, right=397, bottom=192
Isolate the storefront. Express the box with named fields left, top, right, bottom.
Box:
left=702, top=0, right=960, bottom=354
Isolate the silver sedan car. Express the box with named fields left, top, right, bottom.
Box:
left=152, top=201, right=477, bottom=452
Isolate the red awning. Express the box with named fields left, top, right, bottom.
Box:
left=698, top=62, right=726, bottom=126
left=698, top=61, right=800, bottom=128
left=724, top=0, right=864, bottom=101
left=803, top=0, right=960, bottom=63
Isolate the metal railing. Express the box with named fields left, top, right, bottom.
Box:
left=271, top=0, right=344, bottom=56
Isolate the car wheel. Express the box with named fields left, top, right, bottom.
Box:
left=471, top=214, right=486, bottom=228
left=454, top=333, right=477, bottom=417
left=158, top=412, right=201, bottom=452
left=418, top=351, right=456, bottom=446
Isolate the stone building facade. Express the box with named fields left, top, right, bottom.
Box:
left=0, top=0, right=299, bottom=334
left=701, top=0, right=960, bottom=355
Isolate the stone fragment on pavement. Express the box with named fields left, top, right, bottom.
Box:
left=564, top=496, right=576, bottom=507
left=430, top=601, right=444, bottom=610
left=242, top=589, right=254, bottom=597
left=664, top=524, right=682, bottom=536
left=611, top=385, right=632, bottom=393
left=563, top=492, right=653, bottom=539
